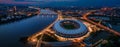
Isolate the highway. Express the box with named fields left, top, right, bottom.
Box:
left=82, top=11, right=120, bottom=36
left=27, top=10, right=62, bottom=47
left=28, top=10, right=120, bottom=47
left=36, top=34, right=44, bottom=47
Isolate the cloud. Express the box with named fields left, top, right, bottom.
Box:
left=0, top=0, right=36, bottom=4
left=20, top=0, right=75, bottom=2
left=0, top=0, right=76, bottom=4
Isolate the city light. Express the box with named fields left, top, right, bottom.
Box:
left=0, top=0, right=120, bottom=47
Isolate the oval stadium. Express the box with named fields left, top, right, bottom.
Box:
left=53, top=19, right=88, bottom=41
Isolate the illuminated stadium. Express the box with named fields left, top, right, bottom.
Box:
left=53, top=19, right=88, bottom=41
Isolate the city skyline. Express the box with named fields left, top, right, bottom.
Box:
left=0, top=0, right=120, bottom=47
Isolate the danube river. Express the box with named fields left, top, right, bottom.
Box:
left=0, top=15, right=57, bottom=47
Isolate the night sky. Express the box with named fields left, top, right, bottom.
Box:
left=0, top=0, right=75, bottom=4
left=0, top=0, right=120, bottom=7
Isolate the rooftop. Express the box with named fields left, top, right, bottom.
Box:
left=53, top=20, right=87, bottom=34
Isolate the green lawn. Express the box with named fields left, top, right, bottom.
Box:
left=62, top=24, right=76, bottom=29
left=42, top=34, right=58, bottom=42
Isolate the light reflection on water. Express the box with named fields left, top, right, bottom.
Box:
left=0, top=15, right=57, bottom=47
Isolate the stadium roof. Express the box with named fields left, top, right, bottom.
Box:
left=53, top=20, right=87, bottom=35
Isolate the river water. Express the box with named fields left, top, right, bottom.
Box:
left=0, top=15, right=57, bottom=47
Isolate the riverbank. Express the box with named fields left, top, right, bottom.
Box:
left=0, top=15, right=57, bottom=47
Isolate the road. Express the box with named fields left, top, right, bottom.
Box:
left=27, top=10, right=62, bottom=47
left=36, top=34, right=44, bottom=47
left=83, top=11, right=120, bottom=36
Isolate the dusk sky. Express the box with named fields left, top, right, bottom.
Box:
left=0, top=0, right=120, bottom=7
left=0, top=0, right=75, bottom=4
left=0, top=0, right=119, bottom=4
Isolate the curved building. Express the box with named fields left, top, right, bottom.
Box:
left=53, top=19, right=88, bottom=41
